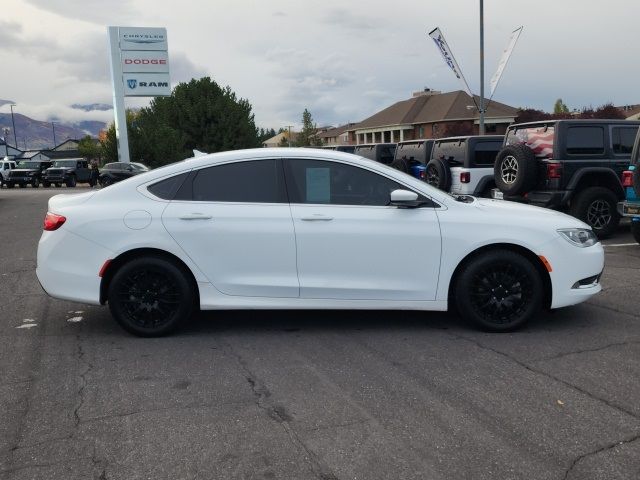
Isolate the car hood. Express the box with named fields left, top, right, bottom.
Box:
left=471, top=197, right=589, bottom=229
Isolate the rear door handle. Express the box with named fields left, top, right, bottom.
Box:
left=179, top=213, right=213, bottom=220
left=301, top=215, right=334, bottom=221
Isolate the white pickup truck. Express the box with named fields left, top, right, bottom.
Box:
left=0, top=157, right=17, bottom=186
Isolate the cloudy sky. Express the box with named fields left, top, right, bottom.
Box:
left=2, top=0, right=639, bottom=130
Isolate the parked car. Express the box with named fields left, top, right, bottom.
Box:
left=391, top=139, right=435, bottom=181
left=322, top=145, right=356, bottom=154
left=37, top=148, right=603, bottom=337
left=425, top=136, right=503, bottom=196
left=0, top=157, right=17, bottom=187
left=5, top=160, right=53, bottom=188
left=492, top=120, right=640, bottom=238
left=354, top=143, right=397, bottom=165
left=99, top=162, right=149, bottom=186
left=617, top=127, right=640, bottom=244
left=42, top=158, right=91, bottom=187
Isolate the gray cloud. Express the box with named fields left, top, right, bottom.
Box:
left=24, top=0, right=138, bottom=24
left=169, top=52, right=209, bottom=85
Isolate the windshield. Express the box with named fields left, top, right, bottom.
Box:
left=53, top=160, right=76, bottom=168
left=16, top=161, right=39, bottom=169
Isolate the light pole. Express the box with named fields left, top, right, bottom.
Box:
left=51, top=122, right=57, bottom=148
left=478, top=0, right=485, bottom=135
left=9, top=104, right=18, bottom=148
left=286, top=125, right=293, bottom=147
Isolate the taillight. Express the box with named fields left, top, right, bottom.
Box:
left=460, top=172, right=470, bottom=183
left=43, top=212, right=66, bottom=231
left=622, top=171, right=633, bottom=187
left=419, top=170, right=426, bottom=180
left=546, top=163, right=562, bottom=179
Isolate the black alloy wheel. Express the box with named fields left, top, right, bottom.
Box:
left=570, top=186, right=619, bottom=239
left=108, top=256, right=195, bottom=336
left=426, top=163, right=440, bottom=188
left=455, top=250, right=543, bottom=332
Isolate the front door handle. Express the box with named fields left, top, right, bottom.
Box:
left=179, top=213, right=213, bottom=220
left=301, top=215, right=334, bottom=221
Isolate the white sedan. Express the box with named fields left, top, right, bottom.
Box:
left=36, top=148, right=604, bottom=336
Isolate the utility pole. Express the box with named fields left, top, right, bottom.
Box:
left=51, top=122, right=57, bottom=148
left=479, top=0, right=485, bottom=135
left=286, top=125, right=293, bottom=147
left=10, top=104, right=18, bottom=148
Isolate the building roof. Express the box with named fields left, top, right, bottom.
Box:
left=351, top=91, right=518, bottom=130
left=20, top=150, right=49, bottom=159
left=262, top=131, right=298, bottom=147
left=317, top=123, right=358, bottom=139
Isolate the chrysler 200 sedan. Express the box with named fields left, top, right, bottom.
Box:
left=36, top=148, right=604, bottom=336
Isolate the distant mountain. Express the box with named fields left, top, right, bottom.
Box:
left=0, top=113, right=106, bottom=150
left=71, top=103, right=113, bottom=112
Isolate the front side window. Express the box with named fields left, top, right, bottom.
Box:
left=612, top=127, right=638, bottom=154
left=179, top=159, right=286, bottom=203
left=566, top=127, right=604, bottom=155
left=284, top=159, right=407, bottom=206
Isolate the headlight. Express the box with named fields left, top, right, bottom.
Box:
left=557, top=228, right=598, bottom=247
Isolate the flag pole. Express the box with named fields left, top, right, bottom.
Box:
left=479, top=0, right=485, bottom=135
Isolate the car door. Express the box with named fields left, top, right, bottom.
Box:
left=284, top=158, right=442, bottom=301
left=162, top=158, right=299, bottom=298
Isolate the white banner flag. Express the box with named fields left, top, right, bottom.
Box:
left=428, top=27, right=473, bottom=98
left=490, top=26, right=523, bottom=97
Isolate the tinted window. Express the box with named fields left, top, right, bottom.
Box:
left=185, top=160, right=286, bottom=203
left=612, top=127, right=638, bottom=154
left=431, top=140, right=464, bottom=166
left=147, top=172, right=189, bottom=200
left=284, top=159, right=406, bottom=206
left=566, top=127, right=604, bottom=155
left=473, top=141, right=502, bottom=166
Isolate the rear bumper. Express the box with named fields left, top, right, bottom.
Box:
left=524, top=190, right=571, bottom=209
left=36, top=228, right=114, bottom=305
left=617, top=201, right=640, bottom=217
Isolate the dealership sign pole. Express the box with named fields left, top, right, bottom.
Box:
left=107, top=26, right=171, bottom=163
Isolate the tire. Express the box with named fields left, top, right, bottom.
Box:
left=494, top=144, right=538, bottom=195
left=390, top=158, right=409, bottom=174
left=632, top=221, right=640, bottom=245
left=569, top=187, right=620, bottom=239
left=108, top=256, right=195, bottom=337
left=454, top=249, right=543, bottom=332
left=43, top=181, right=51, bottom=188
left=425, top=158, right=452, bottom=191
left=66, top=176, right=76, bottom=187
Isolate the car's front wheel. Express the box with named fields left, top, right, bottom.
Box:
left=454, top=249, right=543, bottom=332
left=108, top=256, right=195, bottom=337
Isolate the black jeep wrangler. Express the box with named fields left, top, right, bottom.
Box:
left=6, top=160, right=53, bottom=188
left=43, top=158, right=91, bottom=187
left=493, top=120, right=640, bottom=237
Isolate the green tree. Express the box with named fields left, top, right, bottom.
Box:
left=553, top=98, right=569, bottom=114
left=100, top=110, right=144, bottom=164
left=78, top=135, right=101, bottom=161
left=296, top=109, right=322, bottom=147
left=101, top=77, right=261, bottom=167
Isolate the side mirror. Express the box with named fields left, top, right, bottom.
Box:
left=390, top=189, right=420, bottom=208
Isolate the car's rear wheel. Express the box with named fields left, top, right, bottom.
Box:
left=108, top=256, right=195, bottom=337
left=390, top=157, right=409, bottom=173
left=570, top=186, right=619, bottom=239
left=454, top=249, right=543, bottom=332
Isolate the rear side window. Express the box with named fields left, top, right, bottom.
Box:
left=180, top=160, right=286, bottom=203
left=612, top=127, right=638, bottom=154
left=473, top=141, right=502, bottom=166
left=566, top=127, right=604, bottom=155
left=147, top=172, right=189, bottom=200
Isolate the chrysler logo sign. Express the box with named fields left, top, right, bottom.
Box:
left=122, top=33, right=165, bottom=44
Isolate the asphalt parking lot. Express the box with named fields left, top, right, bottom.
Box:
left=1, top=186, right=639, bottom=480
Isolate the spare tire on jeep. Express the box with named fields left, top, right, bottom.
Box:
left=494, top=144, right=538, bottom=195
left=425, top=158, right=452, bottom=191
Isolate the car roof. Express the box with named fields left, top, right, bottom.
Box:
left=511, top=119, right=640, bottom=128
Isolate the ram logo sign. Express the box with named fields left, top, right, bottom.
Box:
left=123, top=74, right=171, bottom=97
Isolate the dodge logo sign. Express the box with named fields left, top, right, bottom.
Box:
left=124, top=59, right=167, bottom=65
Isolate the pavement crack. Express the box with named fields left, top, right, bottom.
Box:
left=222, top=339, right=340, bottom=480
left=562, top=433, right=640, bottom=480
left=73, top=334, right=94, bottom=431
left=448, top=332, right=640, bottom=421
left=534, top=340, right=640, bottom=362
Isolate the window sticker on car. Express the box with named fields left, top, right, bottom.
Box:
left=306, top=167, right=330, bottom=203
left=508, top=126, right=554, bottom=158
